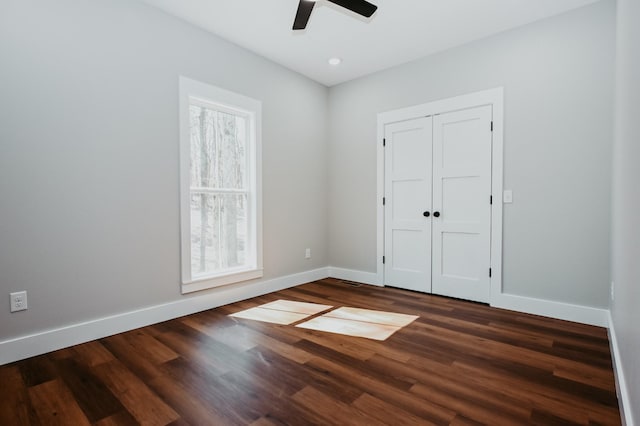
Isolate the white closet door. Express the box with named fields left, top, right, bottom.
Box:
left=432, top=106, right=492, bottom=303
left=384, top=117, right=432, bottom=292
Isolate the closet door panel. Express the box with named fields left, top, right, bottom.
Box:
left=384, top=117, right=432, bottom=292
left=432, top=106, right=492, bottom=303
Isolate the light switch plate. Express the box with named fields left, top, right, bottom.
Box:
left=503, top=190, right=513, bottom=203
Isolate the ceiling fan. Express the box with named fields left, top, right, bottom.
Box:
left=292, top=0, right=378, bottom=30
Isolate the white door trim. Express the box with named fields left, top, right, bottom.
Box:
left=376, top=87, right=504, bottom=305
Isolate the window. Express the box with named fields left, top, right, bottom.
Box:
left=179, top=77, right=262, bottom=293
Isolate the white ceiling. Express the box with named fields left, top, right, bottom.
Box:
left=139, top=0, right=600, bottom=86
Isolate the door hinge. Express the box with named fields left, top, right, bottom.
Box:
left=490, top=121, right=494, bottom=131
left=490, top=195, right=493, bottom=205
left=489, top=268, right=492, bottom=277
left=383, top=197, right=386, bottom=206
left=383, top=138, right=386, bottom=147
left=383, top=256, right=386, bottom=264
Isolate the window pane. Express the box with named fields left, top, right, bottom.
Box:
left=189, top=105, right=247, bottom=190
left=190, top=192, right=248, bottom=276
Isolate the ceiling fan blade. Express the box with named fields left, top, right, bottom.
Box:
left=327, top=0, right=377, bottom=18
left=293, top=0, right=316, bottom=30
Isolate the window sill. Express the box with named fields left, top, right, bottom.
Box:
left=181, top=268, right=264, bottom=294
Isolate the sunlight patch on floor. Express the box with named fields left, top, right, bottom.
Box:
left=259, top=300, right=333, bottom=315
left=229, top=300, right=333, bottom=325
left=230, top=300, right=418, bottom=340
left=295, top=315, right=402, bottom=340
left=323, top=307, right=418, bottom=327
left=296, top=307, right=419, bottom=340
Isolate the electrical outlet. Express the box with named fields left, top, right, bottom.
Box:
left=10, top=291, right=28, bottom=312
left=305, top=248, right=311, bottom=259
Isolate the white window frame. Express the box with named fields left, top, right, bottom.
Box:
left=179, top=76, right=263, bottom=294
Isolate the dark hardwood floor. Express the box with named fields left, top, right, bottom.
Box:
left=0, top=279, right=621, bottom=425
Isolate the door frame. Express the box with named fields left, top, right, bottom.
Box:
left=376, top=87, right=504, bottom=304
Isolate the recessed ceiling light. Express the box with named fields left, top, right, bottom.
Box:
left=328, top=57, right=342, bottom=66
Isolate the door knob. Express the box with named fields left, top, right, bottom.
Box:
left=423, top=211, right=430, bottom=217
left=433, top=211, right=441, bottom=218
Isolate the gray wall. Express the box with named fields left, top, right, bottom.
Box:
left=0, top=0, right=620, bottom=346
left=0, top=0, right=328, bottom=340
left=611, top=0, right=640, bottom=420
left=327, top=0, right=615, bottom=308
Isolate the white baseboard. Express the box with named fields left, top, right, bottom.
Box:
left=0, top=267, right=330, bottom=366
left=608, top=311, right=635, bottom=426
left=328, top=268, right=609, bottom=327
left=0, top=265, right=617, bottom=370
left=328, top=267, right=382, bottom=286
left=491, top=293, right=609, bottom=327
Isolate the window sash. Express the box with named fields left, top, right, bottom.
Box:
left=190, top=192, right=251, bottom=278
left=190, top=187, right=248, bottom=194
left=189, top=103, right=249, bottom=191
left=190, top=97, right=251, bottom=120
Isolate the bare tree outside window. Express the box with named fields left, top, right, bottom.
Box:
left=189, top=104, right=248, bottom=277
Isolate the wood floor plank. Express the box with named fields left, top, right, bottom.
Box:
left=449, top=414, right=486, bottom=426
left=159, top=357, right=263, bottom=425
left=419, top=310, right=556, bottom=348
left=0, top=365, right=34, bottom=426
left=91, top=410, right=139, bottom=426
left=147, top=373, right=231, bottom=426
left=553, top=364, right=616, bottom=391
left=410, top=317, right=616, bottom=384
left=53, top=357, right=125, bottom=423
left=249, top=417, right=280, bottom=426
left=529, top=408, right=588, bottom=425
left=453, top=360, right=619, bottom=425
left=28, top=380, right=91, bottom=426
left=366, top=354, right=532, bottom=422
left=152, top=330, right=232, bottom=377
left=99, top=334, right=166, bottom=382
left=0, top=278, right=621, bottom=425
left=352, top=392, right=435, bottom=426
left=306, top=355, right=457, bottom=424
left=291, top=386, right=383, bottom=426
left=410, top=382, right=528, bottom=425
left=18, top=356, right=58, bottom=388
left=70, top=341, right=115, bottom=367
left=121, top=330, right=179, bottom=365
left=93, top=360, right=180, bottom=426
left=237, top=325, right=315, bottom=364
left=180, top=318, right=259, bottom=352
